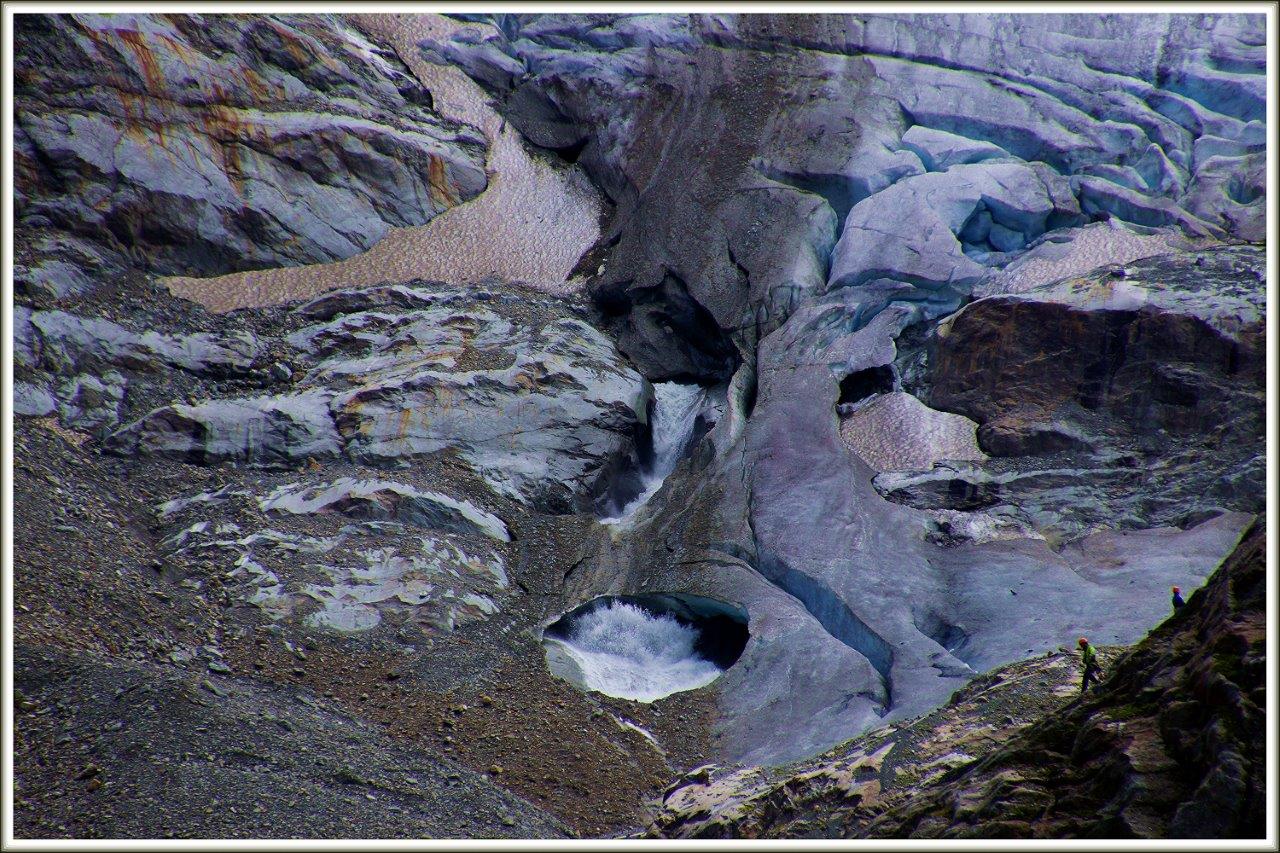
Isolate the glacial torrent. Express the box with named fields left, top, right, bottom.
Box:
left=543, top=601, right=723, bottom=702
left=600, top=382, right=716, bottom=526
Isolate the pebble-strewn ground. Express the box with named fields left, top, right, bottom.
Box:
left=164, top=13, right=602, bottom=313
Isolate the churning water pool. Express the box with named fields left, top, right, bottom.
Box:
left=542, top=595, right=749, bottom=703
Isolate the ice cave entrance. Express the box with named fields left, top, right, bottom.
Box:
left=542, top=594, right=749, bottom=702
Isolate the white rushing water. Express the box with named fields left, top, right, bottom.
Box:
left=601, top=382, right=710, bottom=525
left=543, top=601, right=724, bottom=702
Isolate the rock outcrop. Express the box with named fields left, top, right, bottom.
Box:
left=881, top=245, right=1266, bottom=540
left=106, top=283, right=647, bottom=512
left=438, top=12, right=1265, bottom=378
left=14, top=14, right=486, bottom=279
left=15, top=304, right=265, bottom=432
left=11, top=10, right=1267, bottom=842
left=422, top=12, right=1265, bottom=766
left=643, top=521, right=1265, bottom=839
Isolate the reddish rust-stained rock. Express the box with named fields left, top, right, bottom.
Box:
left=14, top=14, right=487, bottom=279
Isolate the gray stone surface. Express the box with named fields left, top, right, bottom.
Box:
left=11, top=11, right=1268, bottom=828
left=108, top=283, right=647, bottom=512
left=25, top=309, right=262, bottom=375
left=557, top=244, right=1260, bottom=766
left=107, top=390, right=343, bottom=466
left=14, top=13, right=487, bottom=278
left=437, top=12, right=1264, bottom=380
left=883, top=245, right=1266, bottom=542
left=14, top=382, right=58, bottom=417
left=15, top=305, right=266, bottom=433
left=55, top=370, right=128, bottom=432
left=159, top=516, right=508, bottom=635
left=260, top=478, right=511, bottom=543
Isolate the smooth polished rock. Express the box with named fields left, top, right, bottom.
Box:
left=14, top=13, right=487, bottom=277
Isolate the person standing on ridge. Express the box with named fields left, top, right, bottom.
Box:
left=1171, top=586, right=1186, bottom=611
left=1077, top=637, right=1102, bottom=694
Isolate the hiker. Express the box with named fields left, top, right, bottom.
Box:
left=1171, top=586, right=1185, bottom=611
left=1077, top=637, right=1102, bottom=694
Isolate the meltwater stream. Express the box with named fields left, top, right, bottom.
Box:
left=543, top=600, right=731, bottom=702
left=600, top=382, right=712, bottom=525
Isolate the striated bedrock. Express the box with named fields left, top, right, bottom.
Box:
left=433, top=13, right=1264, bottom=382
left=14, top=304, right=265, bottom=433
left=863, top=521, right=1267, bottom=839
left=881, top=245, right=1266, bottom=540
left=642, top=523, right=1264, bottom=839
left=13, top=13, right=487, bottom=279
left=559, top=269, right=1255, bottom=766
left=105, top=283, right=648, bottom=514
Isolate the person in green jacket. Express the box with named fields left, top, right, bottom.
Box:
left=1077, top=637, right=1102, bottom=694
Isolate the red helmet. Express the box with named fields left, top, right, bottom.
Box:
left=1172, top=586, right=1180, bottom=594
left=1077, top=637, right=1088, bottom=647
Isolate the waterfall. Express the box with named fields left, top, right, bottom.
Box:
left=601, top=382, right=711, bottom=525
left=542, top=601, right=724, bottom=702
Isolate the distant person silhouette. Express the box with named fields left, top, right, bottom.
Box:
left=1171, top=586, right=1185, bottom=611
left=1077, top=637, right=1102, bottom=694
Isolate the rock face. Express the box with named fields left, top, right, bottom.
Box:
left=883, top=245, right=1266, bottom=540
left=439, top=12, right=1265, bottom=379
left=928, top=247, right=1264, bottom=456
left=643, top=522, right=1265, bottom=839
left=15, top=305, right=265, bottom=432
left=107, top=283, right=647, bottom=512
left=423, top=12, right=1265, bottom=767
left=11, top=9, right=1267, bottom=842
left=865, top=521, right=1267, bottom=839
left=14, top=14, right=487, bottom=279
left=161, top=13, right=607, bottom=314
left=260, top=478, right=511, bottom=543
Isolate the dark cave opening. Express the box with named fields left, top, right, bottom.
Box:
left=545, top=593, right=751, bottom=671
left=838, top=365, right=896, bottom=406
